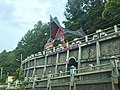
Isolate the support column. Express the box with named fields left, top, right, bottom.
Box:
left=96, top=40, right=100, bottom=66
left=43, top=55, right=47, bottom=75
left=32, top=58, right=36, bottom=78
left=96, top=30, right=101, bottom=67
left=69, top=66, right=76, bottom=90
left=25, top=63, right=27, bottom=77
left=32, top=75, right=37, bottom=90
left=47, top=73, right=52, bottom=90
left=85, top=35, right=88, bottom=42
left=26, top=62, right=30, bottom=78
left=110, top=56, right=119, bottom=90
left=55, top=53, right=59, bottom=74
left=111, top=56, right=119, bottom=78
left=65, top=50, right=69, bottom=72
left=23, top=64, right=26, bottom=76
left=114, top=25, right=118, bottom=33
left=78, top=45, right=82, bottom=72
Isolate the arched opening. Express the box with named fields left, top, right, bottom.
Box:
left=67, top=57, right=78, bottom=72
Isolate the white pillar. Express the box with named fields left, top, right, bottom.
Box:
left=32, top=59, right=36, bottom=78
left=85, top=35, right=88, bottom=42
left=96, top=41, right=100, bottom=66
left=114, top=25, right=117, bottom=33
left=55, top=53, right=59, bottom=74
left=43, top=55, right=47, bottom=75
left=65, top=50, right=69, bottom=72
left=78, top=45, right=82, bottom=72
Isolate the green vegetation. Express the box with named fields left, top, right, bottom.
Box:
left=0, top=0, right=120, bottom=83
left=63, top=0, right=120, bottom=34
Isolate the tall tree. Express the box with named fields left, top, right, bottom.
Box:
left=15, top=21, right=50, bottom=59
left=64, top=0, right=107, bottom=34
left=102, top=0, right=120, bottom=26
left=64, top=0, right=85, bottom=31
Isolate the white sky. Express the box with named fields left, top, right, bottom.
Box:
left=0, top=0, right=67, bottom=53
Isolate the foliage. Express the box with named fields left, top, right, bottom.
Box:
left=0, top=21, right=49, bottom=80
left=0, top=0, right=120, bottom=81
left=14, top=21, right=49, bottom=59
left=19, top=80, right=29, bottom=90
left=64, top=0, right=107, bottom=34
left=0, top=78, right=5, bottom=84
left=102, top=0, right=120, bottom=27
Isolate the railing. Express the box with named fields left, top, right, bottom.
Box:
left=76, top=63, right=111, bottom=74
left=22, top=24, right=120, bottom=63
left=52, top=71, right=70, bottom=78
left=27, top=60, right=120, bottom=83
left=31, top=63, right=112, bottom=81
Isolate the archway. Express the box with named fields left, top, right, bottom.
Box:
left=67, top=57, right=78, bottom=72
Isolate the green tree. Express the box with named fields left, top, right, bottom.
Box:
left=0, top=21, right=49, bottom=78
left=102, top=0, right=120, bottom=26
left=64, top=0, right=85, bottom=31
left=64, top=0, right=107, bottom=34
left=15, top=21, right=49, bottom=59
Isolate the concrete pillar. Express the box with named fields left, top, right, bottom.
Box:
left=23, top=64, right=26, bottom=77
left=85, top=35, right=88, bottom=42
left=23, top=63, right=26, bottom=76
left=114, top=25, right=117, bottom=33
left=70, top=66, right=76, bottom=90
left=96, top=30, right=101, bottom=67
left=32, top=75, right=37, bottom=90
left=7, top=82, right=10, bottom=89
left=47, top=73, right=52, bottom=90
left=70, top=66, right=76, bottom=86
left=78, top=45, right=82, bottom=72
left=26, top=62, right=30, bottom=78
left=110, top=56, right=119, bottom=90
left=111, top=56, right=119, bottom=77
left=96, top=40, right=100, bottom=66
left=32, top=59, right=36, bottom=78
left=55, top=53, right=59, bottom=74
left=43, top=55, right=47, bottom=75
left=65, top=50, right=69, bottom=72
left=111, top=77, right=115, bottom=90
left=111, top=56, right=119, bottom=89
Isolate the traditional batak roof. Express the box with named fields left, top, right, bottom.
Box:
left=44, top=15, right=86, bottom=49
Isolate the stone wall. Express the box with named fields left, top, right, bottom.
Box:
left=25, top=70, right=120, bottom=90
left=22, top=28, right=120, bottom=90
left=22, top=33, right=120, bottom=78
left=58, top=52, right=66, bottom=63
left=52, top=86, right=69, bottom=90
left=47, top=55, right=56, bottom=65
left=36, top=57, right=45, bottom=66
left=100, top=37, right=120, bottom=57
left=69, top=49, right=78, bottom=59
left=46, top=66, right=55, bottom=74
left=57, top=64, right=66, bottom=72
left=76, top=83, right=112, bottom=90
left=35, top=68, right=44, bottom=77
left=81, top=44, right=96, bottom=60
left=28, top=69, right=33, bottom=77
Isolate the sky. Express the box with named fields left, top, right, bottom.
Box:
left=0, top=0, right=67, bottom=53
